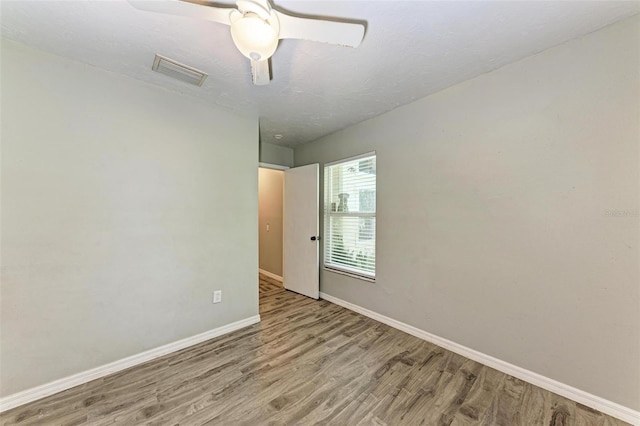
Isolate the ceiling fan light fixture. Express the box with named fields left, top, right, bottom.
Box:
left=130, top=0, right=366, bottom=86
left=230, top=13, right=279, bottom=61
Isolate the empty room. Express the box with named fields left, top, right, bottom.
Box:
left=1, top=0, right=639, bottom=425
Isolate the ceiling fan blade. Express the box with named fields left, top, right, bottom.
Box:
left=274, top=11, right=364, bottom=48
left=250, top=59, right=271, bottom=85
left=128, top=0, right=233, bottom=26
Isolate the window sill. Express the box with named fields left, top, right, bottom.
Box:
left=323, top=267, right=376, bottom=283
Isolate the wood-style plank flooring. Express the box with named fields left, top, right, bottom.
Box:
left=1, top=273, right=629, bottom=425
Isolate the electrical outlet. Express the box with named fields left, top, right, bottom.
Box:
left=212, top=290, right=222, bottom=304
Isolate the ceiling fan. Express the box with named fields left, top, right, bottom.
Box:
left=129, top=0, right=365, bottom=85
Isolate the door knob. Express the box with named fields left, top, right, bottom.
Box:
left=310, top=236, right=321, bottom=241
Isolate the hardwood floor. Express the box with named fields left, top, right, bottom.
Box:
left=1, top=273, right=629, bottom=425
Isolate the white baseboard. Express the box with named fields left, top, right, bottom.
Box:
left=0, top=315, right=261, bottom=413
left=319, top=292, right=640, bottom=425
left=259, top=268, right=283, bottom=282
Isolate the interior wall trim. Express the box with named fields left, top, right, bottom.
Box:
left=258, top=162, right=289, bottom=170
left=0, top=315, right=261, bottom=413
left=259, top=268, right=283, bottom=282
left=319, top=292, right=639, bottom=425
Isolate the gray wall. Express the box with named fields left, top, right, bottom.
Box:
left=260, top=142, right=294, bottom=167
left=1, top=40, right=259, bottom=396
left=295, top=16, right=639, bottom=410
left=258, top=168, right=284, bottom=277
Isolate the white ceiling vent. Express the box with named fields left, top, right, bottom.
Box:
left=152, top=54, right=207, bottom=87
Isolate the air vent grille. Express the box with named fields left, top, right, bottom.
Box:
left=152, top=54, right=207, bottom=87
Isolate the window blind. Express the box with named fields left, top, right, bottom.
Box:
left=324, top=154, right=376, bottom=279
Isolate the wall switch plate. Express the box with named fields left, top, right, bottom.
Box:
left=213, top=290, right=222, bottom=304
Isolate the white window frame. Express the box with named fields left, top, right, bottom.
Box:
left=323, top=152, right=376, bottom=281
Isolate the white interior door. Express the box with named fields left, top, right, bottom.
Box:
left=283, top=164, right=319, bottom=299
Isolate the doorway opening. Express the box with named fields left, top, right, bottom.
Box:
left=258, top=162, right=320, bottom=307
left=258, top=166, right=285, bottom=300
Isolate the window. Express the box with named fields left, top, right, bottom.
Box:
left=324, top=153, right=376, bottom=279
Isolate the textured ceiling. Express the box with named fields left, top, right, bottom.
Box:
left=2, top=1, right=638, bottom=147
